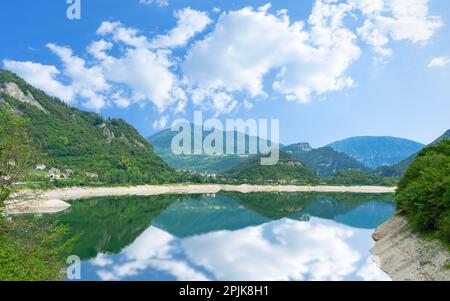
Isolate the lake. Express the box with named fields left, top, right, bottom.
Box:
left=34, top=192, right=395, bottom=281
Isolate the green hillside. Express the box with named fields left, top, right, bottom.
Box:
left=0, top=70, right=176, bottom=185
left=396, top=139, right=450, bottom=242
left=434, top=129, right=450, bottom=144
left=328, top=136, right=424, bottom=169
left=148, top=125, right=277, bottom=173
left=223, top=151, right=317, bottom=184
left=48, top=195, right=179, bottom=260
left=376, top=129, right=450, bottom=177
left=283, top=143, right=370, bottom=177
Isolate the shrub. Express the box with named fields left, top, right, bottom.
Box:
left=396, top=140, right=450, bottom=242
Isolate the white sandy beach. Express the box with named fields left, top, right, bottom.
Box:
left=41, top=184, right=397, bottom=201
left=5, top=184, right=396, bottom=215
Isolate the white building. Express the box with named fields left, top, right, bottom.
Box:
left=36, top=164, right=46, bottom=171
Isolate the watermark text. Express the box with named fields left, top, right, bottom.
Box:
left=171, top=111, right=280, bottom=165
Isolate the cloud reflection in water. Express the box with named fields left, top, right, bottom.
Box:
left=90, top=217, right=390, bottom=281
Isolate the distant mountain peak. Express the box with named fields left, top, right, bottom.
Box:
left=223, top=151, right=317, bottom=183
left=327, top=136, right=425, bottom=169
left=282, top=143, right=370, bottom=177
left=283, top=142, right=313, bottom=153
left=377, top=128, right=450, bottom=177
left=433, top=129, right=450, bottom=144
left=148, top=125, right=278, bottom=173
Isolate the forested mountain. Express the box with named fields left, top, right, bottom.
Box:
left=0, top=70, right=176, bottom=185
left=150, top=127, right=372, bottom=177
left=149, top=125, right=277, bottom=173
left=1, top=69, right=434, bottom=186
left=223, top=151, right=317, bottom=184
left=433, top=129, right=450, bottom=144
left=327, top=136, right=424, bottom=169
left=283, top=143, right=370, bottom=177
left=376, top=129, right=450, bottom=177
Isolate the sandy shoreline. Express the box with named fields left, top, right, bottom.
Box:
left=5, top=184, right=396, bottom=214
left=41, top=184, right=396, bottom=201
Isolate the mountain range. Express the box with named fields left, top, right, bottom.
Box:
left=148, top=125, right=278, bottom=173
left=283, top=143, right=370, bottom=177
left=150, top=129, right=428, bottom=179
left=222, top=151, right=317, bottom=184
left=2, top=70, right=447, bottom=185
left=149, top=128, right=368, bottom=179
left=0, top=70, right=175, bottom=185
left=327, top=136, right=425, bottom=169
left=150, top=128, right=372, bottom=177
left=376, top=129, right=450, bottom=177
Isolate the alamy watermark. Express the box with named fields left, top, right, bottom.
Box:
left=66, top=255, right=81, bottom=280
left=66, top=0, right=81, bottom=20
left=171, top=111, right=280, bottom=166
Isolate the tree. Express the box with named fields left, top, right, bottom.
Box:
left=0, top=109, right=75, bottom=280
left=396, top=139, right=450, bottom=242
left=0, top=110, right=38, bottom=208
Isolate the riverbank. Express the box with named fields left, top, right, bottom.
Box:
left=371, top=216, right=450, bottom=281
left=5, top=184, right=395, bottom=214
left=39, top=184, right=396, bottom=201
left=5, top=199, right=71, bottom=215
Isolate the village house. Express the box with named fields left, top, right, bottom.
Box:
left=36, top=164, right=46, bottom=171
left=85, top=172, right=99, bottom=179
left=48, top=168, right=76, bottom=180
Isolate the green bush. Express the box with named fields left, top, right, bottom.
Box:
left=396, top=140, right=450, bottom=242
left=0, top=219, right=75, bottom=281
left=327, top=170, right=398, bottom=186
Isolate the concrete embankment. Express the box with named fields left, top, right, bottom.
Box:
left=371, top=216, right=450, bottom=281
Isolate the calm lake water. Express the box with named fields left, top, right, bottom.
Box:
left=38, top=192, right=395, bottom=281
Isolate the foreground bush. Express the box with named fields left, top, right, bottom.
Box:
left=396, top=140, right=450, bottom=242
left=0, top=219, right=75, bottom=281
left=0, top=110, right=75, bottom=280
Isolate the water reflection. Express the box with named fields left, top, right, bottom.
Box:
left=17, top=193, right=393, bottom=280
left=52, top=194, right=178, bottom=259
left=152, top=195, right=270, bottom=238
left=88, top=218, right=389, bottom=281
left=47, top=192, right=394, bottom=281
left=231, top=192, right=395, bottom=229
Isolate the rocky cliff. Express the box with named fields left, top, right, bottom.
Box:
left=371, top=216, right=450, bottom=281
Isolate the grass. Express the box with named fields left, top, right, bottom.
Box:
left=444, top=262, right=450, bottom=270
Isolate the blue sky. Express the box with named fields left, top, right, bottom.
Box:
left=1, top=0, right=449, bottom=147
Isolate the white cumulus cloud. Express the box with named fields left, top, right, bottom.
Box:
left=183, top=3, right=361, bottom=103
left=47, top=43, right=110, bottom=110
left=355, top=0, right=442, bottom=56
left=87, top=40, right=113, bottom=60
left=2, top=0, right=443, bottom=115
left=99, top=48, right=179, bottom=111
left=150, top=8, right=212, bottom=49
left=2, top=60, right=74, bottom=103
left=153, top=115, right=169, bottom=129
left=139, top=0, right=169, bottom=7
left=97, top=21, right=150, bottom=49
left=428, top=56, right=450, bottom=68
